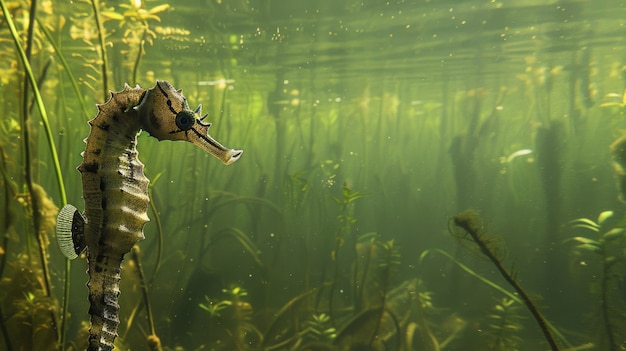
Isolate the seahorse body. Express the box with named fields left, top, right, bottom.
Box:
left=56, top=81, right=242, bottom=351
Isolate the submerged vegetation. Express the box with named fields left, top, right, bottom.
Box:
left=1, top=0, right=626, bottom=350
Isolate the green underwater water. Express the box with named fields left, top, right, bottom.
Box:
left=2, top=0, right=626, bottom=350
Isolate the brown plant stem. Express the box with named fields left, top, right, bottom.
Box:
left=451, top=210, right=560, bottom=351
left=131, top=246, right=159, bottom=340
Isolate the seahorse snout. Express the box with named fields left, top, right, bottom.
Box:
left=224, top=149, right=243, bottom=165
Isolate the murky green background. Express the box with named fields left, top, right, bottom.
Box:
left=2, top=0, right=626, bottom=350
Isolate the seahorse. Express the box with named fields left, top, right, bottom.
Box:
left=55, top=81, right=242, bottom=351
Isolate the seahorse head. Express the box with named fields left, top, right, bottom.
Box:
left=135, top=80, right=242, bottom=165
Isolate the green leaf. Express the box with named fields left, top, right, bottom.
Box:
left=598, top=211, right=614, bottom=224
left=570, top=218, right=599, bottom=227
left=599, top=101, right=623, bottom=108
left=148, top=4, right=170, bottom=14
left=602, top=227, right=626, bottom=241
left=570, top=236, right=601, bottom=245
left=100, top=11, right=125, bottom=20
left=576, top=243, right=602, bottom=253
left=571, top=223, right=600, bottom=232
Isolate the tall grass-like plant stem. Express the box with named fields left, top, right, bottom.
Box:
left=451, top=213, right=560, bottom=351
left=90, top=0, right=109, bottom=101
left=0, top=0, right=67, bottom=205
left=0, top=1, right=69, bottom=349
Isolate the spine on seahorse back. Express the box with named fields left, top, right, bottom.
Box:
left=79, top=84, right=150, bottom=351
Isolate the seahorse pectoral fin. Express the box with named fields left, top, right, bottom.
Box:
left=56, top=204, right=87, bottom=259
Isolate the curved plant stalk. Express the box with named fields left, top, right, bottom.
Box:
left=0, top=0, right=67, bottom=206
left=121, top=247, right=163, bottom=351
left=131, top=246, right=161, bottom=348
left=355, top=232, right=378, bottom=311
left=90, top=0, right=109, bottom=101
left=21, top=0, right=56, bottom=303
left=182, top=194, right=281, bottom=254
left=147, top=174, right=164, bottom=282
left=261, top=286, right=324, bottom=348
left=0, top=145, right=15, bottom=351
left=0, top=145, right=17, bottom=279
left=209, top=227, right=265, bottom=271
left=14, top=2, right=57, bottom=346
left=0, top=2, right=69, bottom=349
left=419, top=249, right=519, bottom=302
left=131, top=29, right=148, bottom=85
left=147, top=191, right=164, bottom=281
left=450, top=210, right=561, bottom=351
left=419, top=248, right=573, bottom=349
left=36, top=19, right=90, bottom=119
left=202, top=195, right=282, bottom=224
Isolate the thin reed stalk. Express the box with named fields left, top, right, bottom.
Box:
left=36, top=19, right=90, bottom=119
left=451, top=211, right=561, bottom=351
left=0, top=1, right=69, bottom=349
left=0, top=0, right=67, bottom=205
left=131, top=247, right=162, bottom=349
left=90, top=0, right=109, bottom=101
left=21, top=0, right=54, bottom=302
left=131, top=29, right=148, bottom=85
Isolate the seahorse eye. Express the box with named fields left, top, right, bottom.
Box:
left=175, top=110, right=196, bottom=131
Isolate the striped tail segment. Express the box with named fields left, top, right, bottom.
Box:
left=86, top=254, right=123, bottom=351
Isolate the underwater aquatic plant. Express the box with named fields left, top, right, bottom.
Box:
left=369, top=239, right=401, bottom=344
left=88, top=0, right=110, bottom=101
left=0, top=2, right=71, bottom=348
left=0, top=0, right=67, bottom=206
left=67, top=0, right=170, bottom=98
left=101, top=0, right=170, bottom=84
left=484, top=298, right=524, bottom=351
left=303, top=313, right=337, bottom=343
left=450, top=209, right=561, bottom=351
left=600, top=83, right=626, bottom=112
left=568, top=211, right=626, bottom=351
left=120, top=246, right=162, bottom=350
left=401, top=279, right=446, bottom=351
left=259, top=286, right=325, bottom=349
left=0, top=254, right=59, bottom=351
left=198, top=285, right=262, bottom=349
left=333, top=306, right=387, bottom=349
left=609, top=135, right=626, bottom=202
left=334, top=238, right=403, bottom=350
left=328, top=183, right=367, bottom=325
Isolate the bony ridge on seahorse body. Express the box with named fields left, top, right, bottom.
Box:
left=55, top=81, right=242, bottom=351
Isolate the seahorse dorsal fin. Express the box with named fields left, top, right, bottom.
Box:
left=56, top=204, right=87, bottom=260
